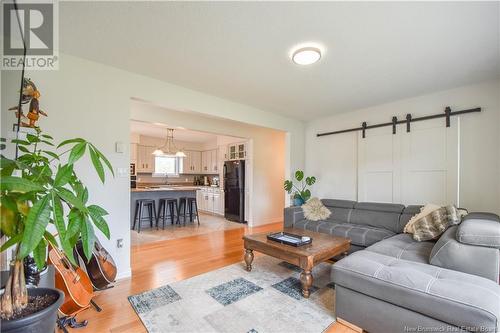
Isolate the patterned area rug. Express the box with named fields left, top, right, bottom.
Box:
left=128, top=256, right=336, bottom=333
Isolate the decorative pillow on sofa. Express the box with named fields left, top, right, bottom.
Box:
left=404, top=204, right=465, bottom=241
left=302, top=197, right=331, bottom=221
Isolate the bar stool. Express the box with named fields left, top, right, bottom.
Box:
left=158, top=198, right=178, bottom=229
left=187, top=197, right=200, bottom=225
left=178, top=197, right=188, bottom=225
left=133, top=199, right=156, bottom=233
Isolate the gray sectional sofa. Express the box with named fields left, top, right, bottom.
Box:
left=284, top=200, right=500, bottom=333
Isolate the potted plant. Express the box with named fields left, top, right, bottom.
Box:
left=0, top=129, right=113, bottom=333
left=284, top=170, right=316, bottom=206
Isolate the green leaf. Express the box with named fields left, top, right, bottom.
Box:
left=11, top=139, right=30, bottom=146
left=42, top=150, right=59, bottom=160
left=18, top=194, right=51, bottom=259
left=57, top=138, right=85, bottom=148
left=89, top=147, right=105, bottom=183
left=66, top=211, right=83, bottom=240
left=92, top=145, right=114, bottom=177
left=80, top=188, right=89, bottom=204
left=50, top=192, right=77, bottom=265
left=0, top=176, right=44, bottom=192
left=41, top=134, right=54, bottom=140
left=87, top=205, right=110, bottom=239
left=305, top=176, right=316, bottom=186
left=0, top=234, right=21, bottom=252
left=55, top=187, right=87, bottom=212
left=26, top=134, right=40, bottom=143
left=301, top=189, right=311, bottom=202
left=295, top=170, right=304, bottom=181
left=43, top=231, right=58, bottom=248
left=284, top=180, right=293, bottom=193
left=32, top=239, right=47, bottom=270
left=80, top=217, right=95, bottom=262
left=18, top=146, right=30, bottom=153
left=68, top=142, right=86, bottom=165
left=54, top=164, right=74, bottom=187
left=40, top=140, right=54, bottom=146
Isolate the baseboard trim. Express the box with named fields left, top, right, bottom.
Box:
left=337, top=317, right=365, bottom=333
left=116, top=269, right=132, bottom=280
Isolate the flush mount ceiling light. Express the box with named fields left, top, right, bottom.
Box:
left=291, top=46, right=322, bottom=65
left=152, top=128, right=186, bottom=157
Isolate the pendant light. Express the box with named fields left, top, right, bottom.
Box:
left=152, top=129, right=186, bottom=157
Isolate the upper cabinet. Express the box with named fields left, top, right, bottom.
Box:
left=227, top=143, right=247, bottom=160
left=201, top=149, right=218, bottom=174
left=130, top=143, right=137, bottom=163
left=136, top=145, right=154, bottom=173
left=183, top=150, right=201, bottom=174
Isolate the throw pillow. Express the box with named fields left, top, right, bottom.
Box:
left=404, top=204, right=465, bottom=241
left=302, top=197, right=331, bottom=221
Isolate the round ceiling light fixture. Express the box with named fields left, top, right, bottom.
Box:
left=291, top=46, right=322, bottom=65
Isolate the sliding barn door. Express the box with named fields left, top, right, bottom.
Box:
left=400, top=118, right=459, bottom=206
left=357, top=127, right=401, bottom=203
left=357, top=118, right=459, bottom=206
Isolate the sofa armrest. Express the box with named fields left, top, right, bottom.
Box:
left=284, top=206, right=304, bottom=228
left=457, top=212, right=500, bottom=248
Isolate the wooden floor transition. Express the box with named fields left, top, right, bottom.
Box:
left=58, top=222, right=355, bottom=333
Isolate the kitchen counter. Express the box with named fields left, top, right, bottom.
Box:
left=131, top=186, right=203, bottom=192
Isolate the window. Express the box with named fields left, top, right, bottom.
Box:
left=153, top=155, right=182, bottom=176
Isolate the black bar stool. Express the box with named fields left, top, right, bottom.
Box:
left=187, top=197, right=200, bottom=225
left=158, top=198, right=178, bottom=229
left=178, top=197, right=188, bottom=225
left=132, top=199, right=156, bottom=233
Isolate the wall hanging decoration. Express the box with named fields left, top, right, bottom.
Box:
left=8, top=78, right=47, bottom=129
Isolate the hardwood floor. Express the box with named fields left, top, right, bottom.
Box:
left=59, top=222, right=354, bottom=333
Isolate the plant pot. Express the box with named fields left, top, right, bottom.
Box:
left=293, top=197, right=305, bottom=206
left=1, top=288, right=64, bottom=333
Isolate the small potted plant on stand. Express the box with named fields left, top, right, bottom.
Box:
left=284, top=170, right=316, bottom=206
left=0, top=129, right=113, bottom=333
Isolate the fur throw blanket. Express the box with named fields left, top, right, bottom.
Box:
left=404, top=204, right=465, bottom=241
left=302, top=198, right=331, bottom=221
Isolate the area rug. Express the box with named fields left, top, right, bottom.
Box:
left=128, top=256, right=336, bottom=333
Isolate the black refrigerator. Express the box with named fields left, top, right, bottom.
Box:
left=224, top=160, right=245, bottom=223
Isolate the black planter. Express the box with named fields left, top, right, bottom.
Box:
left=1, top=288, right=64, bottom=333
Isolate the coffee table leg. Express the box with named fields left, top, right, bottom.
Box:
left=244, top=249, right=254, bottom=272
left=300, top=270, right=313, bottom=298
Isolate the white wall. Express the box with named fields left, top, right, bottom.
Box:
left=306, top=80, right=500, bottom=215
left=130, top=101, right=287, bottom=226
left=1, top=53, right=304, bottom=279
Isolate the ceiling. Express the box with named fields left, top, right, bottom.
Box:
left=60, top=2, right=499, bottom=121
left=130, top=120, right=218, bottom=143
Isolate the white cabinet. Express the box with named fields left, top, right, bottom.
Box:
left=197, top=187, right=224, bottom=216
left=130, top=143, right=137, bottom=163
left=228, top=143, right=246, bottom=160
left=201, top=149, right=218, bottom=174
left=136, top=145, right=154, bottom=173
left=210, top=149, right=218, bottom=173
left=183, top=150, right=201, bottom=174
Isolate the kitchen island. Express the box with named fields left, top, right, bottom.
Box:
left=130, top=186, right=200, bottom=228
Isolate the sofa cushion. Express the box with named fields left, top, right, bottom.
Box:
left=365, top=233, right=434, bottom=264
left=398, top=205, right=422, bottom=233
left=430, top=226, right=500, bottom=283
left=332, top=251, right=500, bottom=332
left=350, top=202, right=405, bottom=233
left=293, top=219, right=394, bottom=247
left=457, top=213, right=500, bottom=248
left=321, top=199, right=356, bottom=221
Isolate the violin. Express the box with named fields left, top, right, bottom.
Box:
left=48, top=245, right=94, bottom=316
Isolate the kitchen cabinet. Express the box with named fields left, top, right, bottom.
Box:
left=197, top=187, right=223, bottom=216
left=228, top=143, right=246, bottom=160
left=201, top=149, right=218, bottom=174
left=136, top=145, right=154, bottom=173
left=183, top=150, right=201, bottom=174
left=130, top=143, right=137, bottom=163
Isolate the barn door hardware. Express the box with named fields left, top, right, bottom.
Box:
left=316, top=106, right=481, bottom=138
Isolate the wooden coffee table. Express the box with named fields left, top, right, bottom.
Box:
left=243, top=228, right=350, bottom=298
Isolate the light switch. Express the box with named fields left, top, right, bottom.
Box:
left=117, top=167, right=129, bottom=178
left=115, top=142, right=125, bottom=153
